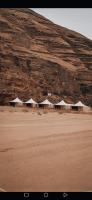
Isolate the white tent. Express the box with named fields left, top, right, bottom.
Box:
left=74, top=101, right=86, bottom=107
left=39, top=99, right=53, bottom=108
left=39, top=99, right=53, bottom=105
left=25, top=98, right=38, bottom=107
left=10, top=97, right=23, bottom=103
left=54, top=100, right=75, bottom=110
left=55, top=100, right=68, bottom=106
left=9, top=97, right=23, bottom=107
left=25, top=98, right=38, bottom=104
left=71, top=101, right=89, bottom=111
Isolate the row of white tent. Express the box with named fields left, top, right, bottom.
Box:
left=9, top=97, right=89, bottom=108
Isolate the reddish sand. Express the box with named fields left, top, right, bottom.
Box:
left=0, top=109, right=92, bottom=192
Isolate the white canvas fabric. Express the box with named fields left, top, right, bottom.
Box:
left=74, top=101, right=86, bottom=107
left=39, top=99, right=53, bottom=105
left=10, top=97, right=23, bottom=103
left=25, top=98, right=37, bottom=104
left=55, top=100, right=68, bottom=106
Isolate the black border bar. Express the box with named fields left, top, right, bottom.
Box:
left=0, top=192, right=92, bottom=199
left=0, top=1, right=92, bottom=8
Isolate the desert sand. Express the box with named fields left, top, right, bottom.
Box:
left=0, top=107, right=92, bottom=192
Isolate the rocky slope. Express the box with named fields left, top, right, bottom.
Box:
left=0, top=8, right=92, bottom=105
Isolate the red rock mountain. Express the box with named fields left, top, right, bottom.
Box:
left=0, top=8, right=92, bottom=105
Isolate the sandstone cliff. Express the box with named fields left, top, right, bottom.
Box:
left=0, top=8, right=92, bottom=105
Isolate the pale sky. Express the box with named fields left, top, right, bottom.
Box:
left=32, top=8, right=92, bottom=40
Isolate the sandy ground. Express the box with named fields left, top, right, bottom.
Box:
left=0, top=108, right=92, bottom=192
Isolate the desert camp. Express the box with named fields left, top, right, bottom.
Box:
left=9, top=97, right=91, bottom=112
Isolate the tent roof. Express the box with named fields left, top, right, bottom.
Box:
left=55, top=100, right=68, bottom=106
left=39, top=99, right=53, bottom=105
left=10, top=97, right=23, bottom=103
left=25, top=98, right=37, bottom=104
left=74, top=101, right=86, bottom=107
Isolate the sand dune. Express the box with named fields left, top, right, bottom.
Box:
left=0, top=109, right=92, bottom=192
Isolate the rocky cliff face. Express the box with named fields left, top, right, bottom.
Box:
left=0, top=8, right=92, bottom=105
